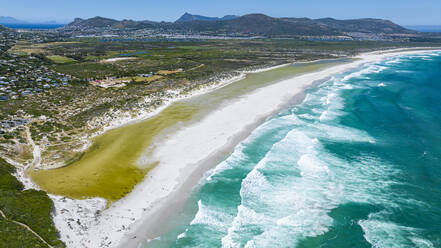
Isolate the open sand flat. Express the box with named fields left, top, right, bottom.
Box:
left=101, top=57, right=136, bottom=63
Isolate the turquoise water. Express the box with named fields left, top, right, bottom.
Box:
left=1, top=23, right=65, bottom=29
left=144, top=51, right=441, bottom=248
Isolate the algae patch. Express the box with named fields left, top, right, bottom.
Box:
left=30, top=103, right=198, bottom=202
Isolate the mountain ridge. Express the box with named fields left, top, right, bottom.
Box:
left=61, top=13, right=418, bottom=38
left=0, top=16, right=64, bottom=25
left=176, top=13, right=239, bottom=22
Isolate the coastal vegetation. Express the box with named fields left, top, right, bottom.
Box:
left=0, top=158, right=64, bottom=247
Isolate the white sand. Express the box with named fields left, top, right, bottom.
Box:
left=47, top=49, right=440, bottom=248
left=101, top=57, right=136, bottom=63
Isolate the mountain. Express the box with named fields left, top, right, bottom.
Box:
left=0, top=16, right=66, bottom=25
left=0, top=16, right=28, bottom=24
left=315, top=18, right=415, bottom=34
left=65, top=16, right=119, bottom=29
left=61, top=13, right=417, bottom=38
left=176, top=13, right=239, bottom=22
left=63, top=16, right=157, bottom=30
left=171, top=14, right=339, bottom=36
left=176, top=14, right=416, bottom=36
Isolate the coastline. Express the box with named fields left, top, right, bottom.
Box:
left=40, top=61, right=311, bottom=247
left=28, top=61, right=319, bottom=203
left=27, top=48, right=440, bottom=248
left=116, top=48, right=441, bottom=248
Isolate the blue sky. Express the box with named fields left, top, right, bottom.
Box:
left=1, top=0, right=440, bottom=25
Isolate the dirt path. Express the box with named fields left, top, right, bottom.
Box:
left=0, top=126, right=53, bottom=247
left=0, top=209, right=53, bottom=247
left=25, top=125, right=41, bottom=169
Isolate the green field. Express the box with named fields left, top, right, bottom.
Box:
left=46, top=55, right=76, bottom=64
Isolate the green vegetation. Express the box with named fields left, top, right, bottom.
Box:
left=46, top=55, right=76, bottom=64
left=16, top=38, right=436, bottom=81
left=0, top=158, right=65, bottom=247
left=0, top=218, right=49, bottom=248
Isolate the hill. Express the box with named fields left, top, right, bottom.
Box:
left=64, top=16, right=119, bottom=29
left=63, top=16, right=157, bottom=30
left=176, top=13, right=239, bottom=22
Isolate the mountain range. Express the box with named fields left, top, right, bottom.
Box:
left=61, top=13, right=418, bottom=38
left=0, top=16, right=25, bottom=24
left=0, top=16, right=62, bottom=25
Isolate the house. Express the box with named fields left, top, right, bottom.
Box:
left=22, top=90, right=32, bottom=95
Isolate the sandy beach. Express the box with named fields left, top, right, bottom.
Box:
left=42, top=48, right=440, bottom=248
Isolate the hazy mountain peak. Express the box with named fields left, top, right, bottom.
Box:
left=0, top=16, right=28, bottom=24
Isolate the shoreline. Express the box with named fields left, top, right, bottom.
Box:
left=118, top=77, right=311, bottom=248
left=40, top=60, right=312, bottom=247
left=115, top=48, right=441, bottom=248
left=73, top=63, right=290, bottom=155
left=92, top=47, right=441, bottom=134
left=21, top=48, right=440, bottom=248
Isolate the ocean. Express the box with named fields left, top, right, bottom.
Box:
left=405, top=26, right=441, bottom=33
left=1, top=23, right=64, bottom=30
left=144, top=51, right=441, bottom=248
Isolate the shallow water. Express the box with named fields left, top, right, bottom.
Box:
left=144, top=51, right=441, bottom=247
